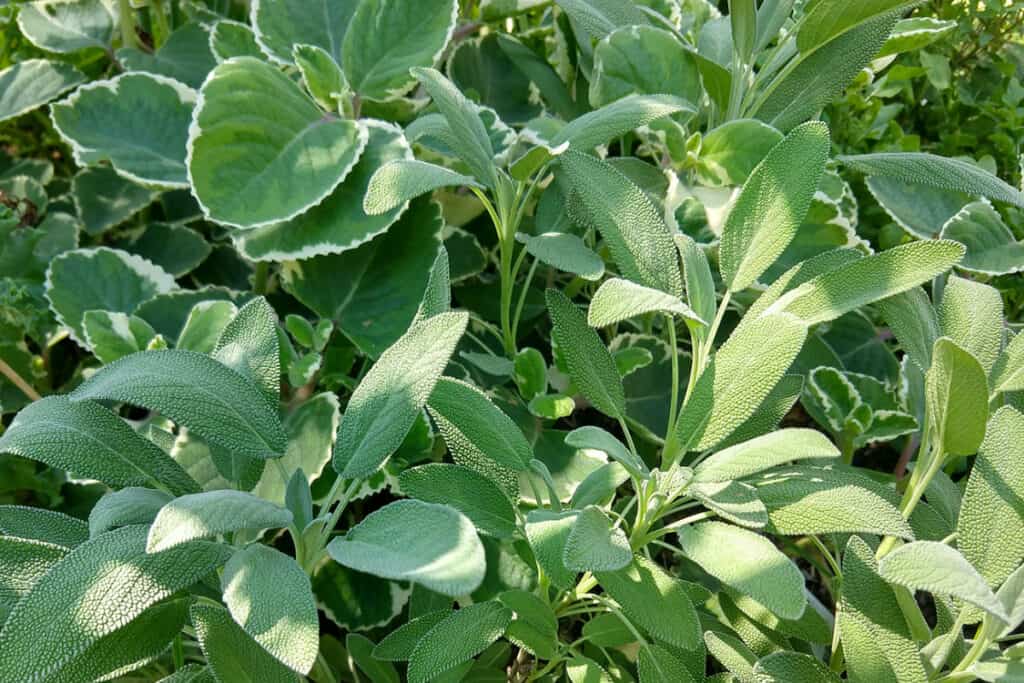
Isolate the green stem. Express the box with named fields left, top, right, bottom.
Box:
left=149, top=0, right=171, bottom=47
left=511, top=258, right=539, bottom=345
left=172, top=634, right=184, bottom=670
left=663, top=317, right=680, bottom=464
left=0, top=358, right=40, bottom=401
left=117, top=0, right=139, bottom=49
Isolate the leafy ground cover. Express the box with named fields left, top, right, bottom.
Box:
left=0, top=0, right=1023, bottom=681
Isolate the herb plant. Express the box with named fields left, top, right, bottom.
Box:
left=1, top=1, right=1023, bottom=682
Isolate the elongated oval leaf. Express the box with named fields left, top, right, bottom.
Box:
left=51, top=73, right=195, bottom=188
left=563, top=505, right=632, bottom=572
left=0, top=525, right=231, bottom=683
left=719, top=121, right=830, bottom=292
left=879, top=541, right=1009, bottom=622
left=399, top=464, right=518, bottom=538
left=524, top=509, right=579, bottom=590
left=191, top=602, right=300, bottom=683
left=88, top=487, right=173, bottom=537
left=993, top=331, right=1024, bottom=394
left=768, top=240, right=965, bottom=325
left=694, top=428, right=840, bottom=483
left=187, top=57, right=367, bottom=228
left=364, top=160, right=482, bottom=216
left=558, top=150, right=682, bottom=296
left=588, top=278, right=705, bottom=328
left=936, top=275, right=1003, bottom=376
left=551, top=94, right=694, bottom=151
left=678, top=521, right=806, bottom=619
left=147, top=490, right=292, bottom=552
left=334, top=311, right=468, bottom=477
left=0, top=395, right=199, bottom=495
left=327, top=499, right=485, bottom=596
left=407, top=602, right=513, bottom=683
left=547, top=289, right=625, bottom=420
left=0, top=506, right=89, bottom=547
left=926, top=337, right=988, bottom=456
left=797, top=0, right=917, bottom=52
left=518, top=231, right=604, bottom=281
left=71, top=349, right=287, bottom=459
left=222, top=544, right=318, bottom=674
left=564, top=425, right=648, bottom=478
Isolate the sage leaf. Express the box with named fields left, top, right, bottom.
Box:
left=88, top=487, right=173, bottom=537
left=334, top=311, right=468, bottom=478
left=0, top=506, right=89, bottom=547
left=926, top=337, right=988, bottom=457
left=563, top=505, right=632, bottom=572
left=364, top=160, right=482, bottom=216
left=547, top=289, right=626, bottom=420
left=147, top=490, right=292, bottom=552
left=879, top=541, right=1009, bottom=622
left=936, top=275, right=1003, bottom=376
left=797, top=0, right=918, bottom=52
left=71, top=349, right=288, bottom=460
left=222, top=544, right=318, bottom=674
left=187, top=57, right=367, bottom=228
left=373, top=610, right=451, bottom=661
left=399, top=464, right=518, bottom=538
left=693, top=428, right=839, bottom=483
left=719, top=121, right=830, bottom=292
left=753, top=650, right=841, bottom=683
left=564, top=425, right=648, bottom=478
left=524, top=509, right=579, bottom=590
left=212, top=296, right=281, bottom=404
left=993, top=331, right=1024, bottom=394
left=551, top=94, right=693, bottom=151
left=588, top=278, right=705, bottom=329
left=326, top=499, right=485, bottom=597
left=191, top=602, right=300, bottom=683
left=407, top=602, right=513, bottom=683
left=638, top=643, right=699, bottom=683
left=518, top=232, right=605, bottom=282
left=678, top=521, right=806, bottom=619
left=941, top=200, right=1024, bottom=275
left=0, top=395, right=199, bottom=495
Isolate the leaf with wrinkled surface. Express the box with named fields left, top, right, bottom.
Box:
left=147, top=490, right=291, bottom=552
left=588, top=278, right=705, bottom=329
left=926, top=337, right=988, bottom=456
left=407, top=602, right=513, bottom=683
left=694, top=429, right=839, bottom=483
left=563, top=505, right=632, bottom=572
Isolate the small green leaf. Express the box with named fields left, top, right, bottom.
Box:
left=638, top=643, right=699, bottom=683
left=147, top=490, right=292, bottom=552
left=334, top=311, right=467, bottom=477
left=517, top=232, right=605, bottom=282
left=51, top=73, right=195, bottom=188
left=768, top=240, right=965, bottom=325
left=993, top=331, right=1024, bottom=394
left=222, top=544, right=318, bottom=674
left=88, top=487, right=172, bottom=537
left=524, top=509, right=578, bottom=590
left=588, top=278, right=705, bottom=329
left=937, top=275, right=1003, bottom=376
left=0, top=396, right=199, bottom=495
left=0, top=59, right=85, bottom=124
left=399, top=464, right=518, bottom=538
left=926, top=337, right=989, bottom=457
left=696, top=119, right=784, bottom=187
left=719, top=121, right=830, bottom=292
left=514, top=347, right=548, bottom=400
left=407, top=602, right=513, bottom=683
left=373, top=610, right=451, bottom=661
left=327, top=499, right=485, bottom=597
left=364, top=160, right=482, bottom=216
left=71, top=349, right=287, bottom=459
left=551, top=94, right=694, bottom=151
left=595, top=556, right=702, bottom=650
left=876, top=287, right=940, bottom=372
left=565, top=425, right=648, bottom=478
left=563, top=505, right=632, bottom=572
left=176, top=301, right=238, bottom=353
left=879, top=541, right=1009, bottom=622
left=293, top=43, right=350, bottom=112
left=191, top=602, right=300, bottom=683
left=839, top=152, right=1024, bottom=209
left=547, top=289, right=626, bottom=420
left=679, top=521, right=806, bottom=619
left=558, top=151, right=682, bottom=296
left=694, top=429, right=839, bottom=483
left=188, top=57, right=366, bottom=228
left=83, top=310, right=159, bottom=364
left=211, top=20, right=262, bottom=61
left=753, top=651, right=841, bottom=683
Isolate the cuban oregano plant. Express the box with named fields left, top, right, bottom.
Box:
left=1, top=0, right=1024, bottom=682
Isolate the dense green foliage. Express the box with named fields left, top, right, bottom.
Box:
left=1, top=0, right=1023, bottom=681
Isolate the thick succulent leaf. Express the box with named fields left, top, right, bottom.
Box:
left=753, top=651, right=841, bottom=683
left=518, top=232, right=604, bottom=281
left=753, top=465, right=914, bottom=538
left=937, top=275, right=1003, bottom=375
left=238, top=120, right=413, bottom=260
left=364, top=159, right=482, bottom=216
left=117, top=22, right=216, bottom=89
left=71, top=349, right=287, bottom=459
left=250, top=0, right=354, bottom=65
left=51, top=73, right=195, bottom=188
left=767, top=240, right=965, bottom=326
left=281, top=197, right=443, bottom=358
left=334, top=311, right=467, bottom=477
left=327, top=499, right=485, bottom=597
left=588, top=278, right=705, bottom=328
left=866, top=175, right=969, bottom=240
left=399, top=464, right=517, bottom=538
left=563, top=505, right=632, bottom=572
left=88, top=487, right=172, bottom=537
left=719, top=121, right=830, bottom=292
left=957, top=407, right=1024, bottom=605
left=552, top=94, right=693, bottom=151
left=222, top=544, right=318, bottom=674
left=147, top=490, right=292, bottom=552
left=524, top=510, right=578, bottom=590
left=925, top=337, right=988, bottom=456
left=673, top=313, right=807, bottom=452
left=0, top=59, right=86, bottom=124
left=678, top=521, right=806, bottom=619
left=407, top=602, right=513, bottom=683
left=839, top=536, right=928, bottom=683
left=547, top=289, right=626, bottom=420
left=595, top=556, right=702, bottom=650
left=344, top=0, right=458, bottom=100
left=72, top=166, right=158, bottom=236
left=16, top=0, right=112, bottom=53
left=838, top=153, right=1024, bottom=209
left=941, top=200, right=1024, bottom=275
left=697, top=119, right=784, bottom=187
left=694, top=429, right=839, bottom=483
left=0, top=395, right=199, bottom=495
left=590, top=26, right=701, bottom=108
left=46, top=247, right=177, bottom=345
left=191, top=602, right=300, bottom=683
left=211, top=20, right=263, bottom=61
left=187, top=57, right=367, bottom=229
left=879, top=541, right=1009, bottom=621
left=0, top=525, right=230, bottom=683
